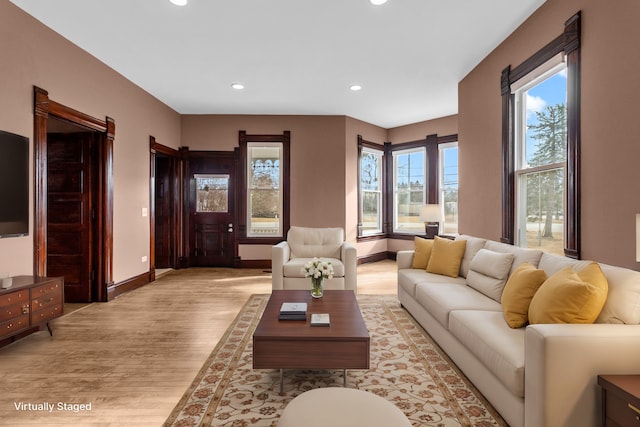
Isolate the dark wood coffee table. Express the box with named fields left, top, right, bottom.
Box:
left=253, top=290, right=370, bottom=391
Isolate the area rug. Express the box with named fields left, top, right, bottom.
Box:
left=164, top=294, right=507, bottom=427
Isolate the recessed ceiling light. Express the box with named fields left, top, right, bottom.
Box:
left=350, top=85, right=363, bottom=91
left=370, top=0, right=388, bottom=5
left=231, top=83, right=245, bottom=90
left=170, top=0, right=187, bottom=6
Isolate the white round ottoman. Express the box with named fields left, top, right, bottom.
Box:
left=278, top=387, right=412, bottom=427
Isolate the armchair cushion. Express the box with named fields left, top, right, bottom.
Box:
left=288, top=226, right=344, bottom=259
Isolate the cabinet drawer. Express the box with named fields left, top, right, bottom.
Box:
left=31, top=305, right=62, bottom=325
left=0, top=314, right=30, bottom=339
left=31, top=290, right=62, bottom=312
left=605, top=392, right=640, bottom=426
left=31, top=280, right=62, bottom=299
left=0, top=302, right=30, bottom=322
left=0, top=290, right=29, bottom=308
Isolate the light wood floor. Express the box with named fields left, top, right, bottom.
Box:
left=0, top=260, right=397, bottom=427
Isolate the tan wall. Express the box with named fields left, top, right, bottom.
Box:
left=388, top=114, right=458, bottom=143
left=459, top=0, right=640, bottom=269
left=0, top=2, right=181, bottom=281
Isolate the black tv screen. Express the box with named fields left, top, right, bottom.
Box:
left=0, top=131, right=29, bottom=238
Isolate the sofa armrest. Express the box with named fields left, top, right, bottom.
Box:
left=271, top=241, right=290, bottom=290
left=525, top=323, right=640, bottom=427
left=396, top=250, right=415, bottom=270
left=341, top=242, right=357, bottom=292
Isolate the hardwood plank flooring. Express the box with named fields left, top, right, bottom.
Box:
left=0, top=260, right=397, bottom=426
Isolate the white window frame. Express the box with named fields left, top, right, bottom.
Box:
left=438, top=141, right=458, bottom=235
left=246, top=142, right=284, bottom=238
left=512, top=55, right=567, bottom=249
left=359, top=147, right=383, bottom=236
left=392, top=147, right=426, bottom=234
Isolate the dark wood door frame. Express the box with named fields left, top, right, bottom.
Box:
left=149, top=136, right=182, bottom=280
left=33, top=86, right=115, bottom=302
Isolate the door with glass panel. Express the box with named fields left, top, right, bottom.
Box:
left=188, top=152, right=236, bottom=267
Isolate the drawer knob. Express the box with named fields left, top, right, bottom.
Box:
left=630, top=402, right=640, bottom=416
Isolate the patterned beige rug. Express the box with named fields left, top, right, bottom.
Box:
left=164, top=294, right=507, bottom=427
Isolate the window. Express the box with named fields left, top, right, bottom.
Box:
left=393, top=148, right=426, bottom=234
left=247, top=143, right=283, bottom=237
left=357, top=134, right=458, bottom=240
left=195, top=174, right=229, bottom=213
left=360, top=147, right=383, bottom=236
left=439, top=142, right=458, bottom=234
left=501, top=12, right=581, bottom=258
left=513, top=60, right=567, bottom=255
left=239, top=131, right=290, bottom=243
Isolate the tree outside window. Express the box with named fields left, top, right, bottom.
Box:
left=515, top=66, right=567, bottom=255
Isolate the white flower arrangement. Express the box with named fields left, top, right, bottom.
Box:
left=303, top=257, right=334, bottom=281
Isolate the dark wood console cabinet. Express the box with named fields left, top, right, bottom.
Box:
left=599, top=374, right=640, bottom=427
left=0, top=276, right=64, bottom=345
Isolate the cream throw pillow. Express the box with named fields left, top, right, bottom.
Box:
left=529, top=263, right=608, bottom=324
left=466, top=249, right=515, bottom=302
left=412, top=237, right=434, bottom=269
left=501, top=263, right=548, bottom=328
left=426, top=236, right=467, bottom=278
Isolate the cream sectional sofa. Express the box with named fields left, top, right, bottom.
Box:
left=397, top=235, right=640, bottom=427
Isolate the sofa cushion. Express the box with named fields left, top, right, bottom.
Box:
left=529, top=264, right=608, bottom=324
left=397, top=269, right=461, bottom=298
left=597, top=263, right=640, bottom=324
left=501, top=263, right=548, bottom=328
left=537, top=252, right=592, bottom=276
left=411, top=237, right=433, bottom=269
left=465, top=249, right=515, bottom=302
left=455, top=235, right=487, bottom=277
left=288, top=226, right=344, bottom=259
left=415, top=282, right=501, bottom=329
left=283, top=258, right=345, bottom=278
left=483, top=240, right=544, bottom=275
left=426, top=237, right=467, bottom=278
left=449, top=310, right=525, bottom=398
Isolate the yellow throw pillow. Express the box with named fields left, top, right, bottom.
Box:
left=412, top=237, right=434, bottom=269
left=529, top=264, right=608, bottom=324
left=426, top=236, right=467, bottom=278
left=501, top=263, right=548, bottom=328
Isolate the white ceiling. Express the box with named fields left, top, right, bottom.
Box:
left=11, top=0, right=545, bottom=128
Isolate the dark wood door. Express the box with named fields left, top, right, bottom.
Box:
left=47, top=133, right=95, bottom=302
left=154, top=154, right=172, bottom=268
left=188, top=152, right=236, bottom=267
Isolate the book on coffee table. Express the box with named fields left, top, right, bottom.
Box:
left=279, top=302, right=307, bottom=320
left=311, top=313, right=330, bottom=326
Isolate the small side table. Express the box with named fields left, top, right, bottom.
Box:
left=598, top=375, right=640, bottom=426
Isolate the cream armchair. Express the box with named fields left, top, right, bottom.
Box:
left=272, top=226, right=357, bottom=292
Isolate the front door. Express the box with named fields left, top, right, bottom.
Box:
left=46, top=132, right=96, bottom=302
left=188, top=152, right=236, bottom=267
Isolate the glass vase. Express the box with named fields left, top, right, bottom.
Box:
left=311, top=277, right=324, bottom=298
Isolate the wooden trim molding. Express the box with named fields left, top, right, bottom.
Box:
left=33, top=86, right=115, bottom=301
left=107, top=271, right=151, bottom=301
left=500, top=12, right=581, bottom=258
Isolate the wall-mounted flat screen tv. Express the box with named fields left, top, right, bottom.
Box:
left=0, top=130, right=29, bottom=238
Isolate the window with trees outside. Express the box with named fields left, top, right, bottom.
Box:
left=246, top=143, right=283, bottom=237
left=501, top=12, right=580, bottom=258
left=360, top=147, right=383, bottom=236
left=393, top=148, right=426, bottom=234
left=439, top=142, right=458, bottom=234
left=513, top=60, right=567, bottom=255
